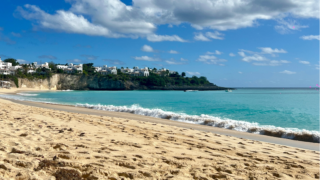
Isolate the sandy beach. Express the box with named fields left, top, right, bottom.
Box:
left=0, top=88, right=319, bottom=179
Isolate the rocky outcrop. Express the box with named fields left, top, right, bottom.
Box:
left=16, top=74, right=229, bottom=91
left=18, top=74, right=59, bottom=90
left=58, top=75, right=127, bottom=90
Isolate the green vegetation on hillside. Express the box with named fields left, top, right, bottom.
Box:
left=3, top=58, right=20, bottom=66
left=1, top=60, right=215, bottom=87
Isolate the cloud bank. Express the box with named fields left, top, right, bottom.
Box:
left=15, top=0, right=319, bottom=41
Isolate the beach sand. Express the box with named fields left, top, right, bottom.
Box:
left=0, top=89, right=319, bottom=179
left=0, top=87, right=53, bottom=94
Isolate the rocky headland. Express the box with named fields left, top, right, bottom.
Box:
left=9, top=74, right=230, bottom=91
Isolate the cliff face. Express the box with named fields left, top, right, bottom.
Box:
left=17, top=74, right=227, bottom=91
left=17, top=74, right=59, bottom=90
left=58, top=75, right=127, bottom=90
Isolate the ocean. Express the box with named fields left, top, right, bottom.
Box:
left=1, top=88, right=319, bottom=142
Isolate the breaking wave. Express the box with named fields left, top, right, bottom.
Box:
left=76, top=103, right=320, bottom=143
left=17, top=93, right=39, bottom=96
left=0, top=94, right=53, bottom=104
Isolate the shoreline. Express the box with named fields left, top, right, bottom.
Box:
left=0, top=91, right=317, bottom=151
left=0, top=92, right=319, bottom=179
left=0, top=87, right=54, bottom=94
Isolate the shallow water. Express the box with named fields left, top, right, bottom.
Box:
left=1, top=88, right=319, bottom=142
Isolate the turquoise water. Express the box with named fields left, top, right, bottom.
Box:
left=1, top=88, right=319, bottom=141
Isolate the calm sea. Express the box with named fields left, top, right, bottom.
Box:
left=1, top=88, right=319, bottom=142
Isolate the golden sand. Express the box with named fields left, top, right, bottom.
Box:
left=0, top=90, right=319, bottom=179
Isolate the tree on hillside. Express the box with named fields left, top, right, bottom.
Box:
left=190, top=76, right=200, bottom=85
left=21, top=64, right=29, bottom=73
left=83, top=63, right=95, bottom=75
left=4, top=58, right=20, bottom=66
left=49, top=61, right=57, bottom=72
left=181, top=72, right=186, bottom=77
left=169, top=72, right=180, bottom=78
left=117, top=69, right=124, bottom=75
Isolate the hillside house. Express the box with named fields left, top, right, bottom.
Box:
left=57, top=63, right=83, bottom=73
left=0, top=57, right=21, bottom=75
left=95, top=65, right=117, bottom=75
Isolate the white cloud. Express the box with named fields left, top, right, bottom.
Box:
left=280, top=70, right=296, bottom=74
left=207, top=50, right=222, bottom=55
left=141, top=45, right=154, bottom=52
left=11, top=32, right=21, bottom=37
left=238, top=48, right=289, bottom=66
left=17, top=4, right=184, bottom=42
left=136, top=0, right=318, bottom=31
left=299, top=60, right=310, bottom=65
left=133, top=56, right=160, bottom=61
left=194, top=33, right=210, bottom=41
left=103, top=59, right=125, bottom=65
left=67, top=59, right=82, bottom=63
left=239, top=53, right=266, bottom=62
left=196, top=55, right=227, bottom=65
left=166, top=60, right=183, bottom=65
left=279, top=60, right=290, bottom=63
left=195, top=32, right=224, bottom=41
left=300, top=35, right=320, bottom=40
left=146, top=34, right=186, bottom=42
left=316, top=64, right=319, bottom=70
left=205, top=31, right=224, bottom=40
left=38, top=55, right=57, bottom=59
left=17, top=59, right=28, bottom=64
left=16, top=0, right=319, bottom=40
left=215, top=50, right=222, bottom=55
left=259, top=47, right=287, bottom=54
left=169, top=50, right=179, bottom=54
left=238, top=51, right=246, bottom=57
left=274, top=19, right=308, bottom=34
left=165, top=58, right=186, bottom=65
left=18, top=5, right=116, bottom=37
left=253, top=60, right=290, bottom=66
left=186, top=71, right=200, bottom=76
left=81, top=54, right=98, bottom=60
left=229, top=53, right=236, bottom=57
left=238, top=71, right=242, bottom=74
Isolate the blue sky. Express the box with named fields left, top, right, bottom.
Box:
left=0, top=0, right=319, bottom=87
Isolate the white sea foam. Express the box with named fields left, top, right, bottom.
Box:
left=62, top=90, right=73, bottom=91
left=17, top=93, right=39, bottom=96
left=76, top=103, right=320, bottom=143
left=0, top=94, right=52, bottom=104
left=0, top=94, right=28, bottom=101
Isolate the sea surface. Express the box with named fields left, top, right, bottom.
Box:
left=1, top=88, right=319, bottom=142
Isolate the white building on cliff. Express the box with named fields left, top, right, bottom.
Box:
left=0, top=57, right=22, bottom=75
left=95, top=65, right=117, bottom=75
left=119, top=66, right=149, bottom=77
left=57, top=63, right=83, bottom=73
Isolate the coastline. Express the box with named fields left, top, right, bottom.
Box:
left=0, top=91, right=319, bottom=179
left=0, top=87, right=55, bottom=94
left=0, top=88, right=319, bottom=151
